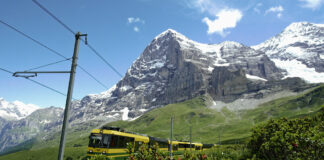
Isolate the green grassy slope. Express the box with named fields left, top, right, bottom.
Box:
left=0, top=146, right=87, bottom=160
left=0, top=130, right=90, bottom=160
left=0, top=85, right=323, bottom=160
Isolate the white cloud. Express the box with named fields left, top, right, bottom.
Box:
left=202, top=9, right=243, bottom=37
left=127, top=17, right=145, bottom=24
left=185, top=0, right=243, bottom=37
left=127, top=17, right=144, bottom=32
left=133, top=26, right=139, bottom=32
left=187, top=0, right=219, bottom=15
left=265, top=6, right=284, bottom=18
left=253, top=3, right=262, bottom=13
left=265, top=6, right=284, bottom=14
left=299, top=0, right=324, bottom=9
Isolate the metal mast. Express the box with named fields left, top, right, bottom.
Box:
left=57, top=32, right=82, bottom=160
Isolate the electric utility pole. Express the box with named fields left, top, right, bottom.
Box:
left=57, top=32, right=84, bottom=160
left=170, top=116, right=173, bottom=159
left=190, top=126, right=192, bottom=151
left=13, top=32, right=87, bottom=160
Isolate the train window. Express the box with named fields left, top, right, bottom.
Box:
left=158, top=142, right=168, bottom=148
left=102, top=134, right=111, bottom=148
left=179, top=144, right=185, bottom=148
left=117, top=136, right=125, bottom=148
left=173, top=144, right=178, bottom=151
left=88, top=134, right=102, bottom=148
left=109, top=135, right=119, bottom=148
left=125, top=137, right=134, bottom=146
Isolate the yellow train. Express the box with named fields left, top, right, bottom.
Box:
left=87, top=126, right=215, bottom=159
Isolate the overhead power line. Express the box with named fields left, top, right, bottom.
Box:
left=85, top=42, right=123, bottom=77
left=32, top=0, right=75, bottom=35
left=26, top=58, right=72, bottom=71
left=0, top=68, right=13, bottom=74
left=0, top=19, right=108, bottom=89
left=26, top=78, right=67, bottom=97
left=32, top=0, right=123, bottom=78
left=0, top=19, right=67, bottom=59
left=0, top=67, right=68, bottom=97
left=78, top=65, right=108, bottom=89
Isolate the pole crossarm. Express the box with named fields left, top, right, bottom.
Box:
left=13, top=71, right=71, bottom=78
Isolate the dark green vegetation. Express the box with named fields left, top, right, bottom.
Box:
left=0, top=85, right=323, bottom=159
left=124, top=143, right=249, bottom=160
left=248, top=107, right=324, bottom=159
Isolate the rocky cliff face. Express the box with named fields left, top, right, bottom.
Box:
left=1, top=22, right=324, bottom=153
left=68, top=29, right=285, bottom=123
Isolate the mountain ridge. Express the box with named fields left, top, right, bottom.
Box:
left=0, top=98, right=40, bottom=121
left=252, top=21, right=324, bottom=83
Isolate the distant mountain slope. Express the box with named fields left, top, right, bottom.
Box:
left=252, top=22, right=324, bottom=83
left=0, top=107, right=63, bottom=152
left=0, top=98, right=40, bottom=120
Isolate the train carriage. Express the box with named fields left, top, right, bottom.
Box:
left=87, top=126, right=215, bottom=159
left=87, top=127, right=149, bottom=159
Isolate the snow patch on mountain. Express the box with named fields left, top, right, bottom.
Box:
left=320, top=54, right=324, bottom=59
left=121, top=107, right=129, bottom=120
left=246, top=74, right=268, bottom=81
left=120, top=85, right=133, bottom=92
left=88, top=85, right=117, bottom=99
left=0, top=98, right=40, bottom=120
left=272, top=59, right=324, bottom=83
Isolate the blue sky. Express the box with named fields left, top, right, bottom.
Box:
left=0, top=0, right=323, bottom=108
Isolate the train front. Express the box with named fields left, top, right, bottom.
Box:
left=87, top=129, right=129, bottom=159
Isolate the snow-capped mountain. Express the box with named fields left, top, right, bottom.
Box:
left=253, top=22, right=324, bottom=83
left=0, top=106, right=63, bottom=151
left=1, top=22, right=323, bottom=153
left=67, top=28, right=293, bottom=124
left=0, top=98, right=40, bottom=120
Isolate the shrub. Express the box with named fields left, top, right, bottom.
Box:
left=248, top=107, right=324, bottom=159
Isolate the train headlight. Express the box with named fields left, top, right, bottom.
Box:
left=102, top=151, right=106, bottom=154
left=89, top=150, right=93, bottom=153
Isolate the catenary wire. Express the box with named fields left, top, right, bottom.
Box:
left=0, top=19, right=108, bottom=89
left=26, top=58, right=72, bottom=71
left=0, top=67, right=69, bottom=98
left=32, top=0, right=123, bottom=78
left=84, top=42, right=123, bottom=77
left=77, top=65, right=108, bottom=89
left=0, top=19, right=67, bottom=60
left=32, top=0, right=75, bottom=35
left=0, top=68, right=13, bottom=74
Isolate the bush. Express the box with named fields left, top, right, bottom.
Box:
left=248, top=107, right=324, bottom=159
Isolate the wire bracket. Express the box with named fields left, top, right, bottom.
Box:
left=13, top=71, right=71, bottom=78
